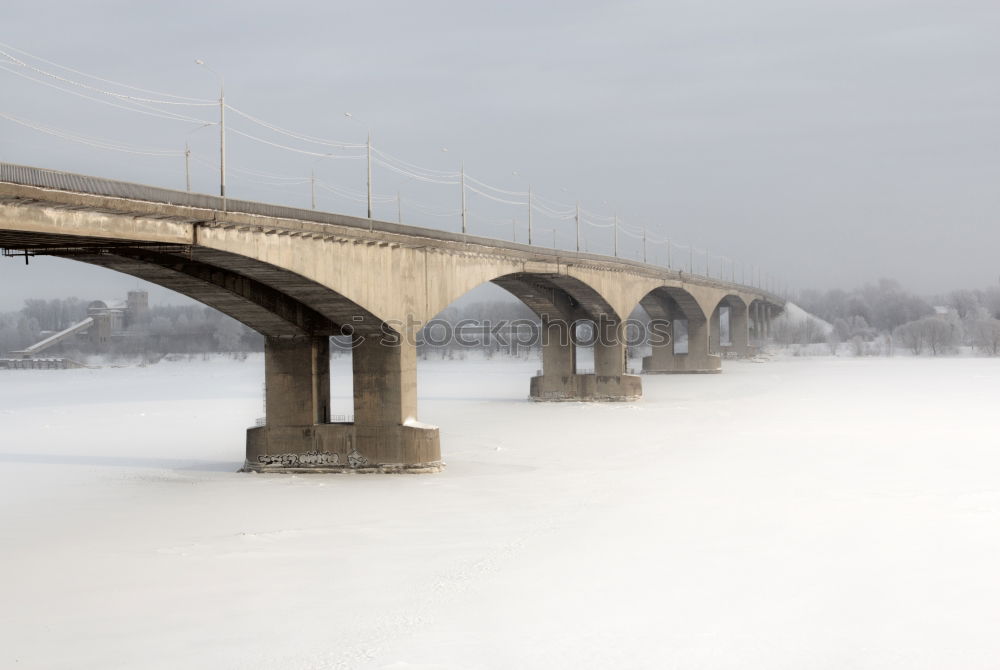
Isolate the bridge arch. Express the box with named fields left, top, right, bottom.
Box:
left=420, top=271, right=640, bottom=402
left=629, top=283, right=721, bottom=374
left=73, top=249, right=340, bottom=338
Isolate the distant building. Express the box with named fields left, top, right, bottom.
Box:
left=5, top=291, right=149, bottom=363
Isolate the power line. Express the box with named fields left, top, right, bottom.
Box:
left=0, top=40, right=215, bottom=103
left=0, top=64, right=214, bottom=125
left=0, top=48, right=216, bottom=107
left=0, top=110, right=184, bottom=156
left=465, top=183, right=526, bottom=206
left=229, top=127, right=365, bottom=158
left=464, top=173, right=528, bottom=197
left=226, top=104, right=365, bottom=150
left=373, top=156, right=460, bottom=185
left=372, top=147, right=459, bottom=177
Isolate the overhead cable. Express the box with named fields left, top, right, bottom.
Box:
left=0, top=49, right=216, bottom=106
left=372, top=147, right=460, bottom=177
left=0, top=111, right=183, bottom=156
left=0, top=64, right=213, bottom=124
left=226, top=105, right=365, bottom=150
left=0, top=40, right=214, bottom=102
left=229, top=127, right=364, bottom=158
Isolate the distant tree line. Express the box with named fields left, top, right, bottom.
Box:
left=6, top=279, right=1000, bottom=362
left=789, top=279, right=1000, bottom=356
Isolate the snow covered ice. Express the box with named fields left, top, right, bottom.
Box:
left=2, top=353, right=1000, bottom=669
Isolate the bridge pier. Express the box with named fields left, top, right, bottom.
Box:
left=751, top=302, right=760, bottom=344
left=643, top=315, right=721, bottom=374
left=710, top=299, right=753, bottom=358
left=530, top=318, right=641, bottom=401
left=592, top=319, right=642, bottom=400
left=245, top=335, right=441, bottom=473
left=351, top=335, right=440, bottom=471
left=529, top=319, right=578, bottom=400
left=730, top=301, right=752, bottom=357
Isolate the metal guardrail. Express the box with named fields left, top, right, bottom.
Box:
left=0, top=162, right=379, bottom=226
left=254, top=414, right=355, bottom=427
left=0, top=163, right=222, bottom=210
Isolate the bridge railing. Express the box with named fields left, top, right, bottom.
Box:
left=1, top=163, right=222, bottom=210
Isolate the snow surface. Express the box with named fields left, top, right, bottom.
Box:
left=2, top=353, right=1000, bottom=669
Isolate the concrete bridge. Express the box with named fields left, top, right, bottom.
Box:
left=0, top=163, right=784, bottom=473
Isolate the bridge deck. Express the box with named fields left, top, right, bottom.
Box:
left=0, top=162, right=783, bottom=305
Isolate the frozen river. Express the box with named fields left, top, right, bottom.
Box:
left=2, top=353, right=999, bottom=669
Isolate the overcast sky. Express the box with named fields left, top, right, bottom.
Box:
left=2, top=0, right=999, bottom=311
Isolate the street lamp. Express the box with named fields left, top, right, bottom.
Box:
left=344, top=112, right=373, bottom=222
left=511, top=170, right=532, bottom=245
left=195, top=60, right=225, bottom=201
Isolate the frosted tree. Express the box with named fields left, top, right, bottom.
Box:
left=971, top=319, right=1000, bottom=356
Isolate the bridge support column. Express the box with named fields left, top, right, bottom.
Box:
left=643, top=316, right=721, bottom=373
left=592, top=319, right=642, bottom=400
left=530, top=319, right=578, bottom=400
left=264, top=336, right=330, bottom=425
left=245, top=336, right=332, bottom=471
left=244, top=335, right=441, bottom=473
left=731, top=302, right=751, bottom=357
left=690, top=316, right=722, bottom=372
left=710, top=307, right=722, bottom=353
left=350, top=336, right=441, bottom=472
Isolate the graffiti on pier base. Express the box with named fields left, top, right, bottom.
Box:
left=347, top=448, right=369, bottom=468
left=257, top=451, right=340, bottom=467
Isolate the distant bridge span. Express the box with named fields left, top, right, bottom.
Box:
left=0, top=163, right=783, bottom=473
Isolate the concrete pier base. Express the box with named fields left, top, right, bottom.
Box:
left=530, top=372, right=642, bottom=401
left=641, top=353, right=722, bottom=374
left=245, top=335, right=442, bottom=473
left=243, top=423, right=441, bottom=473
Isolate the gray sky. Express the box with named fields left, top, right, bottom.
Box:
left=2, top=0, right=999, bottom=311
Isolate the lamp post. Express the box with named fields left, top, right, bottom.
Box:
left=195, top=60, right=225, bottom=202
left=575, top=201, right=581, bottom=252
left=527, top=185, right=534, bottom=244
left=367, top=131, right=373, bottom=220
left=184, top=142, right=191, bottom=192
left=512, top=171, right=532, bottom=245
left=345, top=112, right=374, bottom=225
left=460, top=161, right=467, bottom=234
left=613, top=213, right=619, bottom=257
